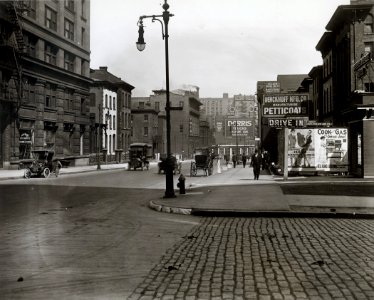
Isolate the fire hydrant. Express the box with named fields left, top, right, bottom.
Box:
left=177, top=174, right=186, bottom=194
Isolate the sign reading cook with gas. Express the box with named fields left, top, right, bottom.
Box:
left=226, top=119, right=253, bottom=137
left=263, top=94, right=308, bottom=116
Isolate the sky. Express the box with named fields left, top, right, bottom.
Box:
left=90, top=0, right=350, bottom=98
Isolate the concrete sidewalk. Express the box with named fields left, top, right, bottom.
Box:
left=150, top=166, right=374, bottom=218
left=0, top=162, right=130, bottom=180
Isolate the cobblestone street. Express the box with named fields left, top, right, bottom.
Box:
left=130, top=217, right=374, bottom=300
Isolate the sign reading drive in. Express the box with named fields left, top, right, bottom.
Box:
left=263, top=94, right=308, bottom=116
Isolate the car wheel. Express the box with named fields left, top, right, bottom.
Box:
left=43, top=168, right=50, bottom=178
left=24, top=169, right=31, bottom=179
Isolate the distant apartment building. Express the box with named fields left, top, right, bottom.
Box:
left=90, top=67, right=134, bottom=161
left=200, top=93, right=258, bottom=157
left=132, top=87, right=205, bottom=159
left=0, top=0, right=91, bottom=168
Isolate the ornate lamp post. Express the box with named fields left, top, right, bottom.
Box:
left=136, top=0, right=175, bottom=198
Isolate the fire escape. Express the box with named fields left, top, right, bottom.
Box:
left=3, top=0, right=29, bottom=159
left=6, top=0, right=28, bottom=111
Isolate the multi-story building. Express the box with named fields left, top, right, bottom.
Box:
left=200, top=93, right=258, bottom=158
left=256, top=75, right=308, bottom=163
left=130, top=96, right=161, bottom=157
left=0, top=0, right=91, bottom=168
left=90, top=66, right=134, bottom=162
left=132, top=87, right=204, bottom=159
left=316, top=1, right=374, bottom=177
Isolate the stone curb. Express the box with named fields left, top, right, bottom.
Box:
left=149, top=200, right=192, bottom=215
left=148, top=201, right=374, bottom=219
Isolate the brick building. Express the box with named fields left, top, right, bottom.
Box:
left=316, top=2, right=374, bottom=177
left=132, top=88, right=204, bottom=159
left=0, top=0, right=91, bottom=168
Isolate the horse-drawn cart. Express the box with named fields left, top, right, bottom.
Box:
left=190, top=147, right=214, bottom=176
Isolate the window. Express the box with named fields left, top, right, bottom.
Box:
left=139, top=102, right=144, bottom=109
left=64, top=19, right=74, bottom=40
left=179, top=101, right=184, bottom=108
left=155, top=101, right=160, bottom=111
left=113, top=116, right=116, bottom=130
left=45, top=42, right=57, bottom=65
left=65, top=0, right=74, bottom=12
left=144, top=127, right=148, bottom=136
left=110, top=96, right=112, bottom=109
left=80, top=98, right=86, bottom=115
left=144, top=114, right=148, bottom=121
left=24, top=34, right=37, bottom=57
left=81, top=27, right=85, bottom=46
left=365, top=42, right=373, bottom=53
left=25, top=0, right=36, bottom=19
left=364, top=14, right=373, bottom=35
left=45, top=84, right=56, bottom=108
left=105, top=94, right=108, bottom=108
left=180, top=124, right=184, bottom=133
left=113, top=97, right=116, bottom=110
left=65, top=90, right=74, bottom=111
left=64, top=51, right=75, bottom=72
left=81, top=0, right=86, bottom=18
left=45, top=6, right=57, bottom=31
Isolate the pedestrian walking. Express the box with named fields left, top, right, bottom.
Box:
left=232, top=154, right=237, bottom=168
left=242, top=154, right=247, bottom=168
left=250, top=149, right=262, bottom=180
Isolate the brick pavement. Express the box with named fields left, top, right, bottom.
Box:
left=129, top=217, right=374, bottom=300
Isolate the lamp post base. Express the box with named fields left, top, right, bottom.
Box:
left=163, top=190, right=176, bottom=199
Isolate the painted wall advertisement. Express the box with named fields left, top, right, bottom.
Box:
left=288, top=128, right=348, bottom=172
left=225, top=119, right=254, bottom=137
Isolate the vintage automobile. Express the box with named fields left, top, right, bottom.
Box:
left=190, top=147, right=214, bottom=176
left=158, top=154, right=182, bottom=175
left=128, top=143, right=152, bottom=171
left=21, top=150, right=61, bottom=178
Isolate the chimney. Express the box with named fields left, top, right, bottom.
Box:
left=99, top=66, right=108, bottom=71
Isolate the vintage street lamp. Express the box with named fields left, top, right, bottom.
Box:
left=136, top=0, right=175, bottom=198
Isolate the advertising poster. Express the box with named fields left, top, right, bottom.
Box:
left=288, top=128, right=348, bottom=172
left=225, top=119, right=254, bottom=138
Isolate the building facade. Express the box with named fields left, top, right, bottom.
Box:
left=316, top=2, right=374, bottom=177
left=0, top=0, right=91, bottom=168
left=200, top=93, right=259, bottom=158
left=90, top=66, right=134, bottom=161
left=132, top=87, right=205, bottom=159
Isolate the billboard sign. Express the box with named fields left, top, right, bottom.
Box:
left=268, top=117, right=308, bottom=128
left=226, top=119, right=254, bottom=137
left=263, top=94, right=308, bottom=116
left=265, top=81, right=281, bottom=93
left=288, top=128, right=348, bottom=172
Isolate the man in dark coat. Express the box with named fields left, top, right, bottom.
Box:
left=250, top=149, right=262, bottom=180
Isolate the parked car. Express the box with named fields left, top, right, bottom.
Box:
left=21, top=150, right=61, bottom=178
left=128, top=143, right=152, bottom=171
